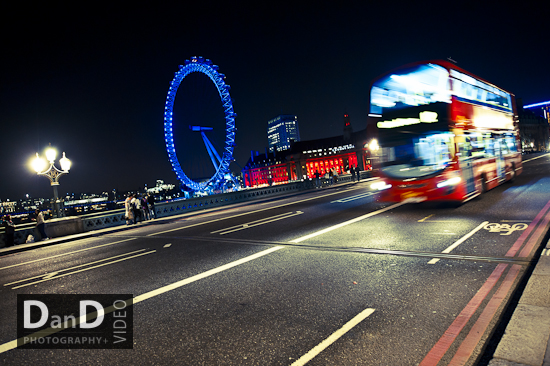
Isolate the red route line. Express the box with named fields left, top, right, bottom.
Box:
left=448, top=264, right=522, bottom=365
left=419, top=263, right=508, bottom=366
left=519, top=208, right=550, bottom=258
left=505, top=199, right=550, bottom=257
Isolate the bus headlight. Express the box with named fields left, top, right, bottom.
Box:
left=371, top=181, right=392, bottom=190
left=437, top=176, right=461, bottom=188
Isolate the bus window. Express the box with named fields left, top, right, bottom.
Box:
left=470, top=133, right=486, bottom=159
left=379, top=132, right=453, bottom=179
left=485, top=137, right=495, bottom=157
left=504, top=133, right=518, bottom=153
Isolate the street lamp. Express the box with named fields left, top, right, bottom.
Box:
left=32, top=147, right=71, bottom=218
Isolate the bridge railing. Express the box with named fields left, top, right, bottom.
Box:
left=0, top=171, right=371, bottom=246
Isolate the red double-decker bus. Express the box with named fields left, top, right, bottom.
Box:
left=368, top=60, right=522, bottom=203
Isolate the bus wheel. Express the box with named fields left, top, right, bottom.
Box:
left=508, top=164, right=516, bottom=183
left=480, top=175, right=487, bottom=193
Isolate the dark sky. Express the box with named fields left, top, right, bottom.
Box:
left=1, top=3, right=548, bottom=201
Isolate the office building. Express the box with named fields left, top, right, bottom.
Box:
left=267, top=115, right=300, bottom=152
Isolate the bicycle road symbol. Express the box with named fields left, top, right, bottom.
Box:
left=483, top=222, right=528, bottom=236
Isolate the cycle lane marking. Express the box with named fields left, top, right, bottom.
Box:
left=421, top=199, right=550, bottom=364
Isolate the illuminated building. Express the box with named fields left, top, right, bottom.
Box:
left=243, top=114, right=372, bottom=187
left=267, top=115, right=301, bottom=152
left=518, top=100, right=549, bottom=151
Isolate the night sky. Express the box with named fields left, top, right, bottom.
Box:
left=2, top=3, right=548, bottom=201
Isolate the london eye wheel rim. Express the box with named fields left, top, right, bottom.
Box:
left=164, top=57, right=236, bottom=192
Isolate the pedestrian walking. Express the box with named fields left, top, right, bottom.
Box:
left=2, top=214, right=15, bottom=247
left=314, top=171, right=321, bottom=188
left=355, top=166, right=361, bottom=181
left=132, top=194, right=141, bottom=224
left=333, top=168, right=338, bottom=184
left=324, top=171, right=329, bottom=187
left=351, top=166, right=356, bottom=182
left=141, top=195, right=150, bottom=220
left=147, top=194, right=156, bottom=219
left=125, top=194, right=134, bottom=225
left=329, top=169, right=334, bottom=185
left=34, top=209, right=48, bottom=240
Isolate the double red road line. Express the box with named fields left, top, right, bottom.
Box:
left=420, top=199, right=550, bottom=366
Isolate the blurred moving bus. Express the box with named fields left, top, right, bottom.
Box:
left=368, top=60, right=521, bottom=203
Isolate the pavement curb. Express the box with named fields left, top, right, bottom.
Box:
left=489, top=245, right=550, bottom=366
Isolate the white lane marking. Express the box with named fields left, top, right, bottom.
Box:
left=523, top=153, right=550, bottom=163
left=148, top=188, right=363, bottom=237
left=291, top=308, right=376, bottom=366
left=210, top=212, right=296, bottom=233
left=330, top=192, right=376, bottom=203
left=290, top=202, right=408, bottom=243
left=4, top=249, right=149, bottom=286
left=214, top=211, right=304, bottom=235
left=0, top=238, right=138, bottom=271
left=163, top=243, right=172, bottom=248
left=9, top=250, right=156, bottom=289
left=428, top=221, right=489, bottom=264
left=0, top=245, right=284, bottom=354
left=133, top=246, right=284, bottom=303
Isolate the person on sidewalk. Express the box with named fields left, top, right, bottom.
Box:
left=132, top=194, right=142, bottom=224
left=2, top=214, right=15, bottom=247
left=314, top=171, right=321, bottom=188
left=34, top=209, right=48, bottom=240
left=124, top=194, right=134, bottom=225
left=147, top=193, right=156, bottom=219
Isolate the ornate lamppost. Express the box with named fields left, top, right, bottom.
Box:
left=32, top=147, right=71, bottom=218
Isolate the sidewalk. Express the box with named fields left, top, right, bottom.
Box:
left=488, top=240, right=550, bottom=366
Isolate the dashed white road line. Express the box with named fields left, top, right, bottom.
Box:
left=291, top=308, right=376, bottom=366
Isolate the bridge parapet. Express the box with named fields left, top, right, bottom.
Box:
left=0, top=173, right=371, bottom=246
left=0, top=180, right=317, bottom=246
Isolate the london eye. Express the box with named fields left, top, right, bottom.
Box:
left=164, top=57, right=237, bottom=193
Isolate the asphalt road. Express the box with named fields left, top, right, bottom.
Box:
left=1, top=153, right=550, bottom=365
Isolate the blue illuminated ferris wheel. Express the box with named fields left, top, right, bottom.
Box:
left=164, top=56, right=237, bottom=192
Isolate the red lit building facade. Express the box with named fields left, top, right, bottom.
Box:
left=242, top=115, right=373, bottom=188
